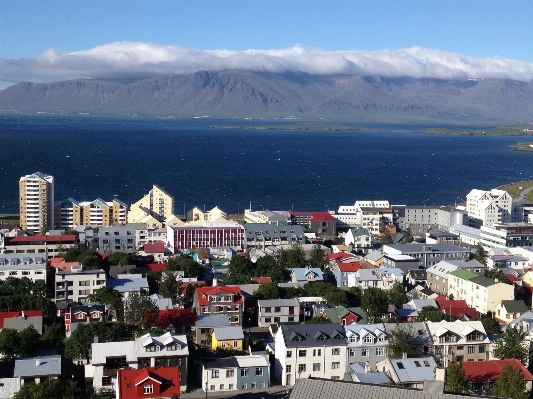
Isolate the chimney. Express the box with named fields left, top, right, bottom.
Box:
left=402, top=352, right=407, bottom=359
left=94, top=336, right=99, bottom=344
left=364, top=361, right=371, bottom=373
left=21, top=311, right=25, bottom=319
left=35, top=359, right=41, bottom=366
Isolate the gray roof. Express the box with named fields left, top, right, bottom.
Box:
left=244, top=224, right=304, bottom=238
left=384, top=243, right=470, bottom=254
left=407, top=269, right=427, bottom=279
left=384, top=357, right=437, bottom=383
left=445, top=259, right=485, bottom=270
left=288, top=378, right=492, bottom=399
left=365, top=250, right=384, bottom=262
left=107, top=277, right=149, bottom=292
left=14, top=355, right=61, bottom=377
left=281, top=323, right=345, bottom=348
left=203, top=357, right=237, bottom=369
left=404, top=299, right=437, bottom=311
left=258, top=298, right=299, bottom=308
left=213, top=326, right=244, bottom=340
left=3, top=316, right=43, bottom=334
left=196, top=314, right=231, bottom=328
left=349, top=363, right=391, bottom=384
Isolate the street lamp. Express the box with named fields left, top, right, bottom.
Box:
left=205, top=370, right=208, bottom=398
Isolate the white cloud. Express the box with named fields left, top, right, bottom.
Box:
left=2, top=41, right=533, bottom=87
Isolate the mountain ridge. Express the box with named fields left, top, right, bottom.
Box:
left=1, top=70, right=532, bottom=122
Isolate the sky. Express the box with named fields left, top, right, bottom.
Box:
left=1, top=0, right=533, bottom=89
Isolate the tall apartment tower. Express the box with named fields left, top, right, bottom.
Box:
left=19, top=172, right=54, bottom=232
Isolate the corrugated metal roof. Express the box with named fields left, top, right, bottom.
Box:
left=14, top=355, right=61, bottom=377
left=234, top=355, right=269, bottom=368
left=213, top=326, right=244, bottom=340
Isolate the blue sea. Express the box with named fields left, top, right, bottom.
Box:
left=0, top=114, right=531, bottom=215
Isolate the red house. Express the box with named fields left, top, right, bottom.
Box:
left=435, top=295, right=478, bottom=320
left=117, top=367, right=181, bottom=399
left=462, top=359, right=533, bottom=394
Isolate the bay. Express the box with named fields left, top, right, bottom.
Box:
left=0, top=114, right=532, bottom=216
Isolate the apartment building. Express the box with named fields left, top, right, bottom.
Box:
left=274, top=323, right=347, bottom=386
left=98, top=223, right=146, bottom=253
left=0, top=234, right=77, bottom=259
left=290, top=212, right=337, bottom=236
left=382, top=243, right=471, bottom=269
left=0, top=254, right=47, bottom=282
left=447, top=269, right=514, bottom=315
left=257, top=298, right=299, bottom=327
left=466, top=189, right=512, bottom=228
left=167, top=222, right=245, bottom=252
left=55, top=267, right=106, bottom=303
left=480, top=223, right=533, bottom=249
left=334, top=201, right=392, bottom=231
left=128, top=184, right=177, bottom=226
left=54, top=198, right=128, bottom=229
left=193, top=286, right=244, bottom=326
left=19, top=172, right=54, bottom=232
left=426, top=259, right=486, bottom=297
left=244, top=224, right=305, bottom=251
left=393, top=206, right=440, bottom=235
left=344, top=323, right=388, bottom=368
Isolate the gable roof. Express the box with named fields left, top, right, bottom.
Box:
left=107, top=277, right=149, bottom=293
left=196, top=286, right=243, bottom=306
left=0, top=311, right=42, bottom=328
left=462, top=359, right=533, bottom=382
left=14, top=355, right=61, bottom=377
left=499, top=300, right=528, bottom=313
left=251, top=276, right=273, bottom=284
left=289, top=267, right=325, bottom=281
left=337, top=261, right=362, bottom=272
left=385, top=357, right=437, bottom=383
left=281, top=323, right=345, bottom=348
left=117, top=366, right=180, bottom=399
left=196, top=314, right=231, bottom=328
left=213, top=326, right=244, bottom=340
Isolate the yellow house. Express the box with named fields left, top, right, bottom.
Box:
left=211, top=326, right=244, bottom=350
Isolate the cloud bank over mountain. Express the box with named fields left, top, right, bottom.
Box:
left=2, top=41, right=533, bottom=87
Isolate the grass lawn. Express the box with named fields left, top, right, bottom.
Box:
left=500, top=180, right=533, bottom=200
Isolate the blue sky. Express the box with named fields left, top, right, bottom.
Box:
left=1, top=0, right=533, bottom=87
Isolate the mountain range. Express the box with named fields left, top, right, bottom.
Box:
left=1, top=70, right=532, bottom=122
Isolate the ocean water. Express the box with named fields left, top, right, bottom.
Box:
left=0, top=114, right=532, bottom=215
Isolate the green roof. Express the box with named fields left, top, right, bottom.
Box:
left=449, top=269, right=479, bottom=280
left=211, top=259, right=230, bottom=269
left=501, top=300, right=528, bottom=313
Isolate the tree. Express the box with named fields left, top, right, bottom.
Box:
left=493, top=325, right=529, bottom=365
left=14, top=379, right=74, bottom=399
left=387, top=281, right=408, bottom=308
left=0, top=327, right=40, bottom=360
left=87, top=286, right=124, bottom=321
left=386, top=323, right=419, bottom=359
left=380, top=230, right=394, bottom=245
left=482, top=312, right=502, bottom=335
left=473, top=243, right=487, bottom=266
left=159, top=271, right=180, bottom=304
left=254, top=282, right=281, bottom=300
left=403, top=228, right=414, bottom=243
left=309, top=245, right=327, bottom=269
left=255, top=255, right=285, bottom=283
left=445, top=357, right=471, bottom=394
left=0, top=277, right=56, bottom=322
left=487, top=269, right=511, bottom=285
left=124, top=292, right=159, bottom=330
left=306, top=316, right=331, bottom=324
left=107, top=251, right=130, bottom=266
left=277, top=243, right=305, bottom=268
left=78, top=249, right=106, bottom=270
left=490, top=363, right=528, bottom=399
left=167, top=253, right=203, bottom=278
left=224, top=256, right=255, bottom=285
left=39, top=321, right=66, bottom=348
left=361, top=287, right=389, bottom=323
left=417, top=306, right=447, bottom=322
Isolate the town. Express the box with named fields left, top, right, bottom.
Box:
left=1, top=171, right=533, bottom=399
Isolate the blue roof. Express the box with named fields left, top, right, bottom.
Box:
left=378, top=267, right=404, bottom=276
left=196, top=314, right=231, bottom=328
left=289, top=267, right=325, bottom=281
left=107, top=277, right=149, bottom=293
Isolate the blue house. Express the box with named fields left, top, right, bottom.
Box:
left=235, top=355, right=270, bottom=390
left=288, top=267, right=325, bottom=283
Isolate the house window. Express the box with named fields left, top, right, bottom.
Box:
left=265, top=307, right=271, bottom=312
left=298, top=364, right=306, bottom=373
left=376, top=347, right=385, bottom=356
left=313, top=363, right=320, bottom=371
left=143, top=385, right=153, bottom=394
left=219, top=384, right=224, bottom=390
left=479, top=345, right=485, bottom=353
left=349, top=335, right=357, bottom=343
left=212, top=370, right=219, bottom=378
left=287, top=350, right=292, bottom=358
left=332, top=348, right=340, bottom=355
left=256, top=367, right=263, bottom=376
left=286, top=365, right=291, bottom=373
left=299, top=350, right=307, bottom=357
left=233, top=340, right=238, bottom=347
left=362, top=348, right=370, bottom=357
left=226, top=369, right=234, bottom=377
left=331, top=362, right=340, bottom=369
left=261, top=382, right=266, bottom=388
left=265, top=317, right=272, bottom=323
left=378, top=335, right=386, bottom=342
left=363, top=335, right=373, bottom=343
left=241, top=368, right=248, bottom=377
left=229, top=384, right=234, bottom=390
left=467, top=346, right=475, bottom=354
left=313, top=349, right=321, bottom=357
left=221, top=341, right=227, bottom=348
left=210, top=385, right=215, bottom=391
left=349, top=349, right=355, bottom=357
left=242, top=383, right=247, bottom=389
left=275, top=307, right=281, bottom=312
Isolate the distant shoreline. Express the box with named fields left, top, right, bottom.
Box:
left=419, top=127, right=533, bottom=136
left=509, top=142, right=533, bottom=152
left=209, top=125, right=371, bottom=132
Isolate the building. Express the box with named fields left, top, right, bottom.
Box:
left=244, top=209, right=288, bottom=225
left=55, top=267, right=106, bottom=303
left=466, top=189, right=513, bottom=228
left=257, top=298, right=300, bottom=327
left=0, top=311, right=42, bottom=334
left=344, top=323, right=388, bottom=367
left=64, top=303, right=109, bottom=336
left=0, top=254, right=47, bottom=282
left=376, top=357, right=437, bottom=389
left=211, top=326, right=245, bottom=350
left=393, top=206, right=440, bottom=236
left=116, top=367, right=181, bottom=399
left=98, top=223, right=147, bottom=254
left=462, top=359, right=533, bottom=395
left=107, top=276, right=149, bottom=298
left=14, top=355, right=61, bottom=385
left=244, top=224, right=305, bottom=251
left=167, top=222, right=245, bottom=252
left=426, top=259, right=486, bottom=297
left=195, top=314, right=232, bottom=347
left=0, top=234, right=77, bottom=259
left=344, top=228, right=372, bottom=253
left=291, top=212, right=337, bottom=236
left=274, top=323, right=347, bottom=386
left=128, top=185, right=177, bottom=226
left=382, top=243, right=471, bottom=269
left=19, top=172, right=54, bottom=232
left=193, top=286, right=244, bottom=326
left=494, top=300, right=529, bottom=324
left=288, top=267, right=325, bottom=283
left=86, top=332, right=189, bottom=392
left=447, top=269, right=514, bottom=315
left=54, top=198, right=128, bottom=229
left=334, top=201, right=392, bottom=232
left=200, top=355, right=270, bottom=392
left=186, top=206, right=228, bottom=223
left=480, top=223, right=533, bottom=249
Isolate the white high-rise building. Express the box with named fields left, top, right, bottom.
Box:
left=19, top=172, right=54, bottom=232
left=466, top=189, right=512, bottom=228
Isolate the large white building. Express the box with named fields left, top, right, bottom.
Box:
left=54, top=198, right=128, bottom=229
left=55, top=267, right=106, bottom=303
left=334, top=201, right=392, bottom=233
left=19, top=172, right=54, bottom=232
left=466, top=189, right=512, bottom=228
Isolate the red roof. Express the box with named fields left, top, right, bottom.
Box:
left=337, top=261, right=362, bottom=272
left=505, top=274, right=521, bottom=283
left=435, top=296, right=478, bottom=319
left=117, top=367, right=181, bottom=399
left=250, top=276, right=273, bottom=284
left=463, top=359, right=533, bottom=383
left=325, top=252, right=356, bottom=261
left=0, top=311, right=42, bottom=328
left=143, top=241, right=166, bottom=254
left=50, top=257, right=64, bottom=264
left=179, top=281, right=206, bottom=291
left=7, top=234, right=76, bottom=243
left=156, top=308, right=196, bottom=329
left=196, top=286, right=244, bottom=306
left=146, top=263, right=167, bottom=271
left=309, top=212, right=336, bottom=222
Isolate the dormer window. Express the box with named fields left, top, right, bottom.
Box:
left=145, top=344, right=160, bottom=352
left=377, top=334, right=386, bottom=342
left=363, top=335, right=373, bottom=344
left=349, top=335, right=357, bottom=343
left=166, top=343, right=180, bottom=351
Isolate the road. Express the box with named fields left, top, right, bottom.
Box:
left=180, top=384, right=291, bottom=399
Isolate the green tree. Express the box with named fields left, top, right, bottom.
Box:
left=255, top=255, right=285, bottom=283
left=107, top=251, right=131, bottom=266
left=224, top=256, right=255, bottom=285
left=124, top=292, right=158, bottom=330
left=381, top=230, right=394, bottom=245
left=0, top=277, right=56, bottom=322
left=159, top=271, right=180, bottom=304
left=87, top=286, right=124, bottom=321
left=387, top=281, right=408, bottom=308
left=306, top=316, right=331, bottom=324
left=493, top=326, right=529, bottom=365
left=167, top=253, right=203, bottom=278
left=386, top=323, right=419, bottom=359
left=63, top=246, right=82, bottom=262
left=14, top=379, right=74, bottom=399
left=487, top=269, right=511, bottom=285
left=417, top=306, right=447, bottom=322
left=490, top=363, right=528, bottom=399
left=254, top=282, right=281, bottom=300
left=403, top=228, right=414, bottom=243
left=39, top=321, right=66, bottom=348
left=482, top=312, right=502, bottom=335
left=309, top=245, right=327, bottom=269
left=182, top=284, right=196, bottom=308
left=0, top=327, right=40, bottom=360
left=277, top=243, right=305, bottom=268
left=473, top=243, right=487, bottom=266
left=361, top=287, right=389, bottom=323
left=78, top=249, right=106, bottom=270
left=445, top=357, right=471, bottom=394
